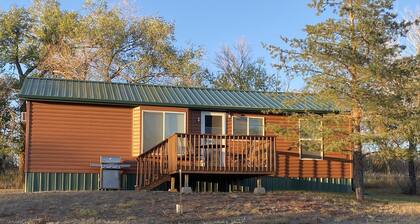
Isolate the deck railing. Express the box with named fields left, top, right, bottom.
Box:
left=136, top=139, right=170, bottom=189
left=175, top=134, right=276, bottom=174
left=136, top=133, right=276, bottom=189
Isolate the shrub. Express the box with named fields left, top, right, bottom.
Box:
left=0, top=168, right=23, bottom=189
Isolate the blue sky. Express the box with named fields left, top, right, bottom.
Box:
left=1, top=0, right=418, bottom=89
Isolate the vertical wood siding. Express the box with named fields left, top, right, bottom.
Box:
left=132, top=106, right=141, bottom=156
left=24, top=101, right=32, bottom=172
left=28, top=102, right=134, bottom=173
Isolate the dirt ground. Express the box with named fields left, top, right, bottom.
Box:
left=0, top=190, right=419, bottom=224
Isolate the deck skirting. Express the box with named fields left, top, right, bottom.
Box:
left=25, top=172, right=351, bottom=193
left=24, top=172, right=136, bottom=192
left=240, top=176, right=352, bottom=193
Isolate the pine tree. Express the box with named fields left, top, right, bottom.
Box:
left=266, top=0, right=414, bottom=200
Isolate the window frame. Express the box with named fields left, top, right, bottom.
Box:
left=298, top=118, right=324, bottom=160
left=200, top=111, right=227, bottom=135
left=231, top=116, right=265, bottom=136
left=141, top=110, right=186, bottom=153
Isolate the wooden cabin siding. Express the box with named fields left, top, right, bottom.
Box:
left=28, top=102, right=134, bottom=173
left=27, top=103, right=351, bottom=178
left=276, top=151, right=351, bottom=178
left=188, top=110, right=352, bottom=179
left=132, top=106, right=141, bottom=156
left=236, top=112, right=352, bottom=179
left=188, top=110, right=201, bottom=134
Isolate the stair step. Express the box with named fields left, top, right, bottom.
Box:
left=140, top=175, right=171, bottom=191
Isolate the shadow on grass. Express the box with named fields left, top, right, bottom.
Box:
left=365, top=188, right=420, bottom=203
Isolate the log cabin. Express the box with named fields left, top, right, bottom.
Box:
left=20, top=78, right=352, bottom=192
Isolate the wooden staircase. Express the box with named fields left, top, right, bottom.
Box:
left=135, top=137, right=174, bottom=190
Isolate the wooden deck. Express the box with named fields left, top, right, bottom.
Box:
left=136, top=133, right=276, bottom=190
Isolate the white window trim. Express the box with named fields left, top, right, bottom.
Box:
left=141, top=110, right=186, bottom=153
left=200, top=111, right=226, bottom=135
left=298, top=119, right=324, bottom=160
left=231, top=116, right=265, bottom=136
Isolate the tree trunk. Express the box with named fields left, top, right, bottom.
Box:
left=385, top=159, right=391, bottom=175
left=352, top=107, right=364, bottom=201
left=353, top=148, right=364, bottom=201
left=0, top=154, right=6, bottom=172
left=407, top=141, right=417, bottom=195
left=385, top=160, right=392, bottom=185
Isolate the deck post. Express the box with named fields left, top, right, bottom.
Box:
left=181, top=174, right=192, bottom=193
left=135, top=159, right=141, bottom=191
left=169, top=176, right=177, bottom=192
left=253, top=177, right=266, bottom=194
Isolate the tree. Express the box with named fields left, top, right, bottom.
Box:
left=365, top=9, right=419, bottom=195
left=0, top=4, right=47, bottom=177
left=37, top=0, right=205, bottom=86
left=403, top=10, right=420, bottom=195
left=370, top=56, right=419, bottom=194
left=212, top=40, right=280, bottom=91
left=0, top=0, right=205, bottom=85
left=0, top=6, right=40, bottom=88
left=266, top=0, right=413, bottom=200
left=0, top=75, right=21, bottom=172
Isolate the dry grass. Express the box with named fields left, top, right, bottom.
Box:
left=365, top=172, right=420, bottom=194
left=0, top=169, right=23, bottom=189
left=0, top=190, right=419, bottom=224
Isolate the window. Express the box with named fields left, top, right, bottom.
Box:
left=249, top=117, right=264, bottom=135
left=142, top=111, right=185, bottom=152
left=233, top=117, right=247, bottom=135
left=143, top=112, right=164, bottom=152
left=204, top=115, right=223, bottom=135
left=232, top=116, right=264, bottom=136
left=299, top=119, right=323, bottom=160
left=165, top=113, right=185, bottom=137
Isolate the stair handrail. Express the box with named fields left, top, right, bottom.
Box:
left=136, top=134, right=178, bottom=190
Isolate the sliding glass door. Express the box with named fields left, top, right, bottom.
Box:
left=142, top=111, right=185, bottom=152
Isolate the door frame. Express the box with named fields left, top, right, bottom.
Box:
left=200, top=111, right=227, bottom=167
left=200, top=111, right=227, bottom=135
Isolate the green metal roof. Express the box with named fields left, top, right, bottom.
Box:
left=20, top=78, right=336, bottom=112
